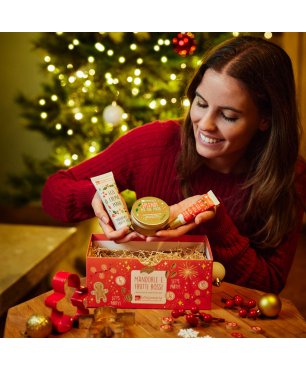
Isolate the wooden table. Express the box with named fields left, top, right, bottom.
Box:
left=4, top=281, right=306, bottom=338
left=0, top=223, right=77, bottom=317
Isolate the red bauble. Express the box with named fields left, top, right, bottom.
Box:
left=172, top=32, right=196, bottom=56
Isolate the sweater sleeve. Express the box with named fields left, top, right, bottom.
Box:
left=41, top=126, right=137, bottom=223
left=204, top=202, right=303, bottom=294
left=41, top=120, right=180, bottom=223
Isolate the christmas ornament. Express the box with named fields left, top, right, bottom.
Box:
left=221, top=292, right=282, bottom=319
left=258, top=293, right=282, bottom=318
left=172, top=32, right=196, bottom=56
left=212, top=262, right=226, bottom=286
left=26, top=314, right=53, bottom=338
left=103, top=103, right=124, bottom=126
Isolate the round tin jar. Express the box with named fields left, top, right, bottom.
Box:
left=130, top=196, right=170, bottom=236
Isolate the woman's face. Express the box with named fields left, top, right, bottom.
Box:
left=190, top=68, right=267, bottom=173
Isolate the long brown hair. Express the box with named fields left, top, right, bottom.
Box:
left=177, top=36, right=302, bottom=248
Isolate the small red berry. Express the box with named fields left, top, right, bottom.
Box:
left=190, top=306, right=199, bottom=314
left=171, top=309, right=180, bottom=319
left=185, top=313, right=198, bottom=327
left=246, top=299, right=257, bottom=309
left=225, top=299, right=235, bottom=308
left=247, top=309, right=258, bottom=319
left=178, top=308, right=186, bottom=316
left=202, top=313, right=213, bottom=323
left=238, top=308, right=248, bottom=318
left=234, top=295, right=244, bottom=306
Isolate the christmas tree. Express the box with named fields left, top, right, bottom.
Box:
left=4, top=32, right=251, bottom=205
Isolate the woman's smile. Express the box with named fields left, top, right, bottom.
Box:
left=199, top=132, right=225, bottom=145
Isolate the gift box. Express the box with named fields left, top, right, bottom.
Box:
left=86, top=234, right=213, bottom=310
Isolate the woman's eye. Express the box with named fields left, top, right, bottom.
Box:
left=221, top=112, right=238, bottom=122
left=196, top=98, right=207, bottom=108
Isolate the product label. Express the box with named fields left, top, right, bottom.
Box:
left=131, top=270, right=167, bottom=304
left=91, top=172, right=131, bottom=230
left=181, top=194, right=213, bottom=222
left=132, top=197, right=169, bottom=226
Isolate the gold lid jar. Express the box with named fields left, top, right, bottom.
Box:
left=130, top=197, right=170, bottom=236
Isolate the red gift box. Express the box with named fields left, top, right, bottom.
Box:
left=86, top=234, right=213, bottom=310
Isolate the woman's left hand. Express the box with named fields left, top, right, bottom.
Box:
left=145, top=195, right=217, bottom=242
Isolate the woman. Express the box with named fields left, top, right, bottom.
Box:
left=42, top=36, right=306, bottom=293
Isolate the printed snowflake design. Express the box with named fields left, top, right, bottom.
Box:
left=178, top=262, right=198, bottom=279
left=178, top=329, right=213, bottom=338
left=178, top=328, right=199, bottom=338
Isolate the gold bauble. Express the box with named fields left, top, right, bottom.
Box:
left=26, top=314, right=53, bottom=338
left=212, top=262, right=226, bottom=286
left=258, top=293, right=282, bottom=318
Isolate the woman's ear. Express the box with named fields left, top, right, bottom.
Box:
left=259, top=118, right=270, bottom=132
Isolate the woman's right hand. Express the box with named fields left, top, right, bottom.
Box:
left=91, top=191, right=143, bottom=242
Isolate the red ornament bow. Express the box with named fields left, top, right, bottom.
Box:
left=45, top=271, right=89, bottom=333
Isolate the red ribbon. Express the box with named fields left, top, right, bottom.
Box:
left=45, top=271, right=89, bottom=333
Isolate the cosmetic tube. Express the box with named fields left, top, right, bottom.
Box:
left=167, top=190, right=220, bottom=229
left=91, top=171, right=132, bottom=230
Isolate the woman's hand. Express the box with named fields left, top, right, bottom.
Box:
left=146, top=195, right=217, bottom=242
left=91, top=191, right=144, bottom=242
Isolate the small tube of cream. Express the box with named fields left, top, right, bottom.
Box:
left=91, top=171, right=132, bottom=230
left=167, top=190, right=220, bottom=229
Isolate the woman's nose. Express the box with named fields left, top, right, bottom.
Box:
left=197, top=111, right=216, bottom=131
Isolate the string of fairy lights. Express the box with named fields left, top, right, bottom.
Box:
left=38, top=32, right=274, bottom=167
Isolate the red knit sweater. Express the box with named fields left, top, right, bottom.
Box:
left=42, top=120, right=305, bottom=293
